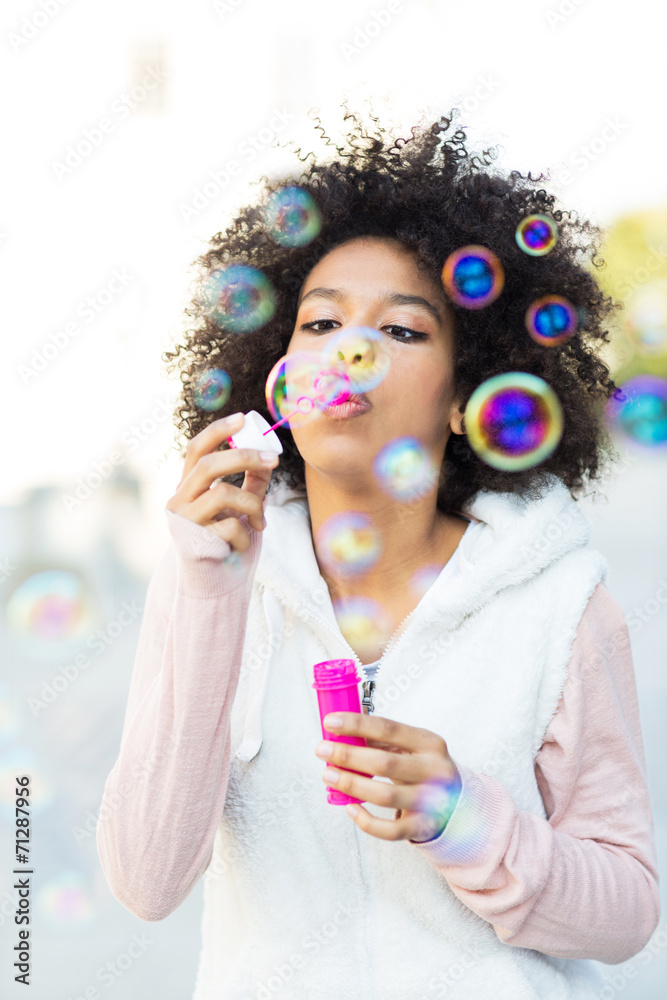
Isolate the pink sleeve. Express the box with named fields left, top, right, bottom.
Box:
left=408, top=581, right=661, bottom=964
left=96, top=508, right=263, bottom=922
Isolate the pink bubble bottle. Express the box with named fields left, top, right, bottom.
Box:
left=312, top=658, right=372, bottom=806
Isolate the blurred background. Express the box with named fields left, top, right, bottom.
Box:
left=0, top=0, right=666, bottom=997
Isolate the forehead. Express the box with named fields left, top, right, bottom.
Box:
left=299, top=236, right=443, bottom=297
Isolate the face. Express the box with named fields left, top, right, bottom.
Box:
left=285, top=236, right=464, bottom=490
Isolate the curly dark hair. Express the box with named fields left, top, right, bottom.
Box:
left=163, top=106, right=623, bottom=517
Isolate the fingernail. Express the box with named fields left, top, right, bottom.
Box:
left=324, top=714, right=342, bottom=728
left=315, top=740, right=333, bottom=758
left=259, top=450, right=278, bottom=462
left=228, top=412, right=243, bottom=420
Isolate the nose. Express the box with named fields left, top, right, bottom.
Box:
left=331, top=328, right=378, bottom=373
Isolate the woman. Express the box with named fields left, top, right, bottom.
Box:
left=97, top=110, right=660, bottom=999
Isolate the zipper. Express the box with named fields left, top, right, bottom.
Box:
left=294, top=591, right=423, bottom=715
left=361, top=603, right=422, bottom=713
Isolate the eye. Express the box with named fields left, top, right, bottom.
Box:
left=299, top=320, right=427, bottom=343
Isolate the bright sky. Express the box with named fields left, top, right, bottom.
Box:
left=1, top=0, right=664, bottom=528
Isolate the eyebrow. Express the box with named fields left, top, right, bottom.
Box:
left=297, top=286, right=443, bottom=324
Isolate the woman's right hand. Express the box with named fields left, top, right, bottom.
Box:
left=165, top=412, right=280, bottom=552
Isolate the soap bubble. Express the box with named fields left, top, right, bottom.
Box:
left=464, top=372, right=564, bottom=471
left=263, top=185, right=322, bottom=247
left=37, top=870, right=95, bottom=924
left=5, top=570, right=92, bottom=641
left=441, top=245, right=505, bottom=309
left=265, top=351, right=351, bottom=429
left=625, top=280, right=667, bottom=356
left=332, top=596, right=394, bottom=661
left=372, top=437, right=438, bottom=501
left=198, top=264, right=276, bottom=333
left=316, top=511, right=382, bottom=578
left=605, top=375, right=667, bottom=447
left=193, top=368, right=232, bottom=411
left=515, top=214, right=558, bottom=256
left=320, top=326, right=390, bottom=393
left=525, top=295, right=578, bottom=346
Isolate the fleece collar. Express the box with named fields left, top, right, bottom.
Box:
left=255, top=472, right=592, bottom=648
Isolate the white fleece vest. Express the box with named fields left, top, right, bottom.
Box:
left=192, top=474, right=609, bottom=1000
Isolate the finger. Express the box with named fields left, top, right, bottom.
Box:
left=179, top=448, right=278, bottom=504
left=323, top=712, right=444, bottom=755
left=195, top=481, right=266, bottom=533
left=240, top=459, right=278, bottom=501
left=179, top=412, right=245, bottom=485
left=317, top=739, right=430, bottom=786
left=211, top=516, right=252, bottom=553
left=319, top=764, right=411, bottom=813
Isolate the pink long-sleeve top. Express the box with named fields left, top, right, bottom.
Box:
left=96, top=506, right=660, bottom=965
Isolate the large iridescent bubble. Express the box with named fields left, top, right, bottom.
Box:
left=605, top=375, right=667, bottom=447
left=372, top=436, right=438, bottom=502
left=515, top=214, right=558, bottom=256
left=198, top=264, right=276, bottom=333
left=263, top=185, right=322, bottom=247
left=193, top=368, right=232, bottom=411
left=441, top=245, right=505, bottom=309
left=332, top=596, right=394, bottom=662
left=320, top=326, right=391, bottom=393
left=316, top=511, right=382, bottom=578
left=464, top=372, right=564, bottom=470
left=525, top=295, right=578, bottom=346
left=265, top=351, right=351, bottom=430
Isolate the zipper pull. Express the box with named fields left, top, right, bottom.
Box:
left=361, top=679, right=375, bottom=714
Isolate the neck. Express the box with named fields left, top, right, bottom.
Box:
left=304, top=464, right=467, bottom=605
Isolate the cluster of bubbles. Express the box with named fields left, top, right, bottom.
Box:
left=264, top=327, right=391, bottom=433
left=438, top=217, right=570, bottom=471
left=262, top=186, right=322, bottom=247
left=265, top=351, right=352, bottom=430
left=605, top=374, right=667, bottom=447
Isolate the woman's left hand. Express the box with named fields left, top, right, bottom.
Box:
left=315, top=712, right=463, bottom=842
